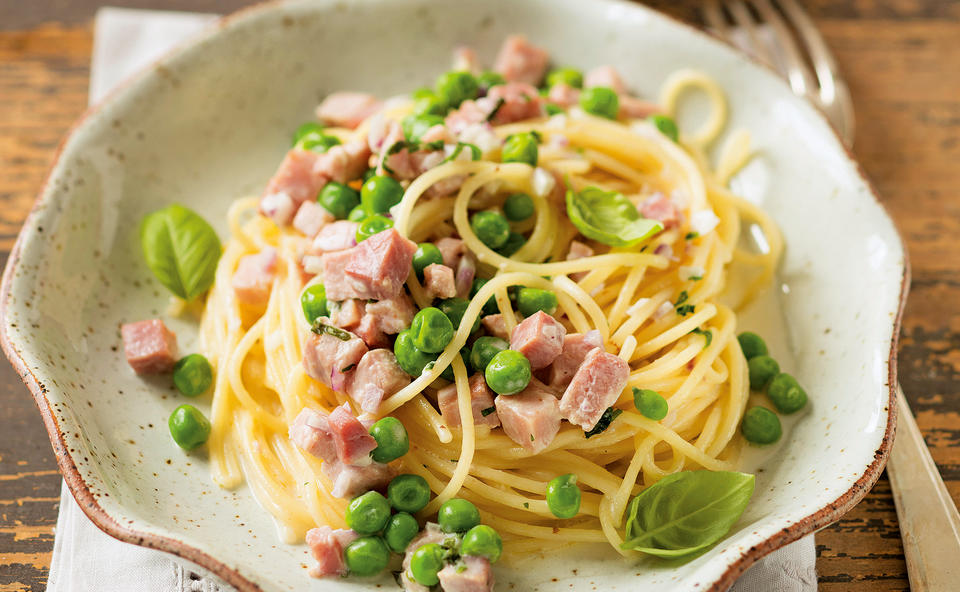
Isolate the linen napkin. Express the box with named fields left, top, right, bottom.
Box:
left=45, top=7, right=817, bottom=591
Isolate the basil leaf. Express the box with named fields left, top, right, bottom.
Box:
left=565, top=188, right=663, bottom=247
left=584, top=407, right=622, bottom=438
left=442, top=142, right=482, bottom=164
left=140, top=204, right=221, bottom=301
left=621, top=471, right=755, bottom=559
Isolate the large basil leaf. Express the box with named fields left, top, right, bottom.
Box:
left=140, top=204, right=222, bottom=301
left=621, top=470, right=755, bottom=558
left=565, top=187, right=663, bottom=247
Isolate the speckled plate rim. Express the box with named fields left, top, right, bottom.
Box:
left=0, top=1, right=908, bottom=591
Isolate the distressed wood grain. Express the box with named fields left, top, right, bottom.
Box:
left=1, top=1, right=959, bottom=591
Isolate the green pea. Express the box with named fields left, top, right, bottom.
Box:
left=394, top=330, right=438, bottom=377
left=369, top=417, right=409, bottom=463
left=580, top=86, right=620, bottom=120
left=347, top=204, right=369, bottom=222
left=741, top=406, right=782, bottom=445
left=632, top=387, right=668, bottom=421
left=412, top=93, right=449, bottom=117
left=402, top=114, right=445, bottom=143
left=648, top=114, right=679, bottom=142
left=546, top=473, right=581, bottom=519
left=345, top=491, right=391, bottom=534
left=438, top=298, right=481, bottom=334
left=295, top=131, right=341, bottom=153
left=501, top=132, right=539, bottom=167
left=435, top=70, right=479, bottom=108
left=317, top=181, right=360, bottom=219
left=292, top=121, right=325, bottom=146
left=748, top=355, right=780, bottom=390
left=383, top=512, right=420, bottom=553
left=343, top=536, right=390, bottom=577
left=477, top=70, right=506, bottom=90
left=497, top=232, right=526, bottom=257
left=361, top=175, right=404, bottom=214
left=355, top=215, right=394, bottom=243
left=470, top=211, right=511, bottom=249
left=516, top=288, right=558, bottom=317
left=737, top=332, right=768, bottom=360
left=470, top=278, right=499, bottom=316
left=387, top=473, right=431, bottom=513
left=438, top=498, right=481, bottom=533
left=461, top=525, right=502, bottom=563
left=168, top=404, right=211, bottom=450
left=412, top=87, right=435, bottom=100
left=409, top=543, right=445, bottom=586
left=469, top=336, right=509, bottom=372
left=173, top=354, right=213, bottom=397
left=545, top=103, right=565, bottom=116
left=413, top=243, right=444, bottom=280
left=546, top=67, right=584, bottom=89
left=767, top=373, right=808, bottom=414
left=503, top=192, right=535, bottom=221
left=484, top=350, right=532, bottom=396
left=300, top=283, right=329, bottom=323
left=410, top=307, right=455, bottom=354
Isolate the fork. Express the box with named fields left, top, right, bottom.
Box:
left=700, top=2, right=960, bottom=589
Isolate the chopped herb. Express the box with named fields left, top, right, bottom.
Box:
left=530, top=130, right=543, bottom=143
left=485, top=97, right=506, bottom=122
left=311, top=321, right=352, bottom=341
left=423, top=139, right=445, bottom=151
left=392, top=570, right=404, bottom=587
left=480, top=406, right=497, bottom=417
left=689, top=275, right=703, bottom=281
left=685, top=231, right=700, bottom=240
left=523, top=502, right=530, bottom=508
left=585, top=408, right=623, bottom=438
left=691, top=328, right=713, bottom=347
left=456, top=562, right=468, bottom=573
left=675, top=291, right=689, bottom=306
left=676, top=304, right=696, bottom=316
left=340, top=363, right=356, bottom=372
left=443, top=142, right=482, bottom=164
left=530, top=434, right=535, bottom=441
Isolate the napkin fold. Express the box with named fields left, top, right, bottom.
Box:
left=45, top=7, right=817, bottom=591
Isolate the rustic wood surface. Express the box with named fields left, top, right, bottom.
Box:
left=0, top=1, right=958, bottom=590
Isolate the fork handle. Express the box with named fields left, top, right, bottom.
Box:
left=886, top=385, right=960, bottom=590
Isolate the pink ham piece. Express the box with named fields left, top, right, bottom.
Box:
left=322, top=459, right=395, bottom=498
left=293, top=201, right=334, bottom=238
left=422, top=263, right=457, bottom=299
left=346, top=349, right=411, bottom=413
left=435, top=237, right=465, bottom=269
left=302, top=325, right=368, bottom=391
left=584, top=65, right=627, bottom=94
left=484, top=82, right=544, bottom=124
left=640, top=193, right=681, bottom=229
left=559, top=348, right=630, bottom=430
left=547, top=82, right=581, bottom=108
left=495, top=379, right=561, bottom=454
left=510, top=311, right=566, bottom=370
left=493, top=35, right=549, bottom=86
left=316, top=92, right=381, bottom=129
left=121, top=319, right=178, bottom=375
left=312, top=220, right=358, bottom=254
left=262, top=149, right=323, bottom=211
left=341, top=228, right=417, bottom=300
left=547, top=330, right=603, bottom=389
left=481, top=314, right=509, bottom=340
left=444, top=100, right=489, bottom=136
left=289, top=407, right=338, bottom=462
left=260, top=191, right=297, bottom=227
left=364, top=294, right=416, bottom=334
left=619, top=95, right=661, bottom=119
left=232, top=248, right=278, bottom=307
left=355, top=315, right=391, bottom=349
left=328, top=403, right=378, bottom=466
left=437, top=374, right=501, bottom=429
left=329, top=299, right=365, bottom=330
left=305, top=526, right=348, bottom=577
left=438, top=555, right=495, bottom=592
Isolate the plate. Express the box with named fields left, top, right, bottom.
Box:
left=0, top=0, right=907, bottom=590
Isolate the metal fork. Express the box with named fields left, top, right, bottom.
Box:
left=702, top=2, right=960, bottom=589
left=702, top=0, right=855, bottom=146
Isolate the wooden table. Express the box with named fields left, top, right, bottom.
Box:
left=1, top=1, right=958, bottom=589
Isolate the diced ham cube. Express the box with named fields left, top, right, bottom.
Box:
left=321, top=458, right=395, bottom=499
left=368, top=116, right=403, bottom=154
left=302, top=326, right=368, bottom=391
left=510, top=311, right=566, bottom=370
left=329, top=299, right=365, bottom=330
left=382, top=144, right=418, bottom=180
left=640, top=193, right=681, bottom=229
left=121, top=319, right=178, bottom=375
left=481, top=314, right=509, bottom=340
left=438, top=555, right=495, bottom=592
left=259, top=191, right=297, bottom=226
left=493, top=35, right=549, bottom=86
left=340, top=140, right=373, bottom=182
left=419, top=123, right=451, bottom=145
left=437, top=374, right=501, bottom=429
left=445, top=100, right=490, bottom=136
left=346, top=349, right=411, bottom=413
left=316, top=92, right=382, bottom=129
left=293, top=200, right=335, bottom=238
left=263, top=149, right=324, bottom=208
left=484, top=82, right=545, bottom=125
left=423, top=263, right=457, bottom=299
left=289, top=407, right=338, bottom=462
left=320, top=249, right=365, bottom=300
left=312, top=220, right=358, bottom=254
left=354, top=315, right=390, bottom=349
left=365, top=294, right=416, bottom=334
left=567, top=240, right=594, bottom=282
left=548, top=82, right=581, bottom=108
left=435, top=237, right=465, bottom=269
left=343, top=229, right=417, bottom=300
left=328, top=403, right=378, bottom=466
left=305, top=526, right=348, bottom=578
left=232, top=248, right=277, bottom=308
left=495, top=379, right=561, bottom=454
left=619, top=95, right=661, bottom=119
left=584, top=65, right=627, bottom=94
left=559, top=348, right=630, bottom=430
left=401, top=524, right=448, bottom=592
left=547, top=330, right=603, bottom=389
left=332, top=528, right=360, bottom=549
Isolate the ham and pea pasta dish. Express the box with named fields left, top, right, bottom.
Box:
left=121, top=36, right=810, bottom=590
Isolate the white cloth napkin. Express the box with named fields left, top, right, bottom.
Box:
left=45, top=7, right=818, bottom=591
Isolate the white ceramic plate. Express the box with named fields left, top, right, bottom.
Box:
left=1, top=0, right=907, bottom=590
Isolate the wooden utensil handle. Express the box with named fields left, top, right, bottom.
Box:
left=887, top=385, right=960, bottom=591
